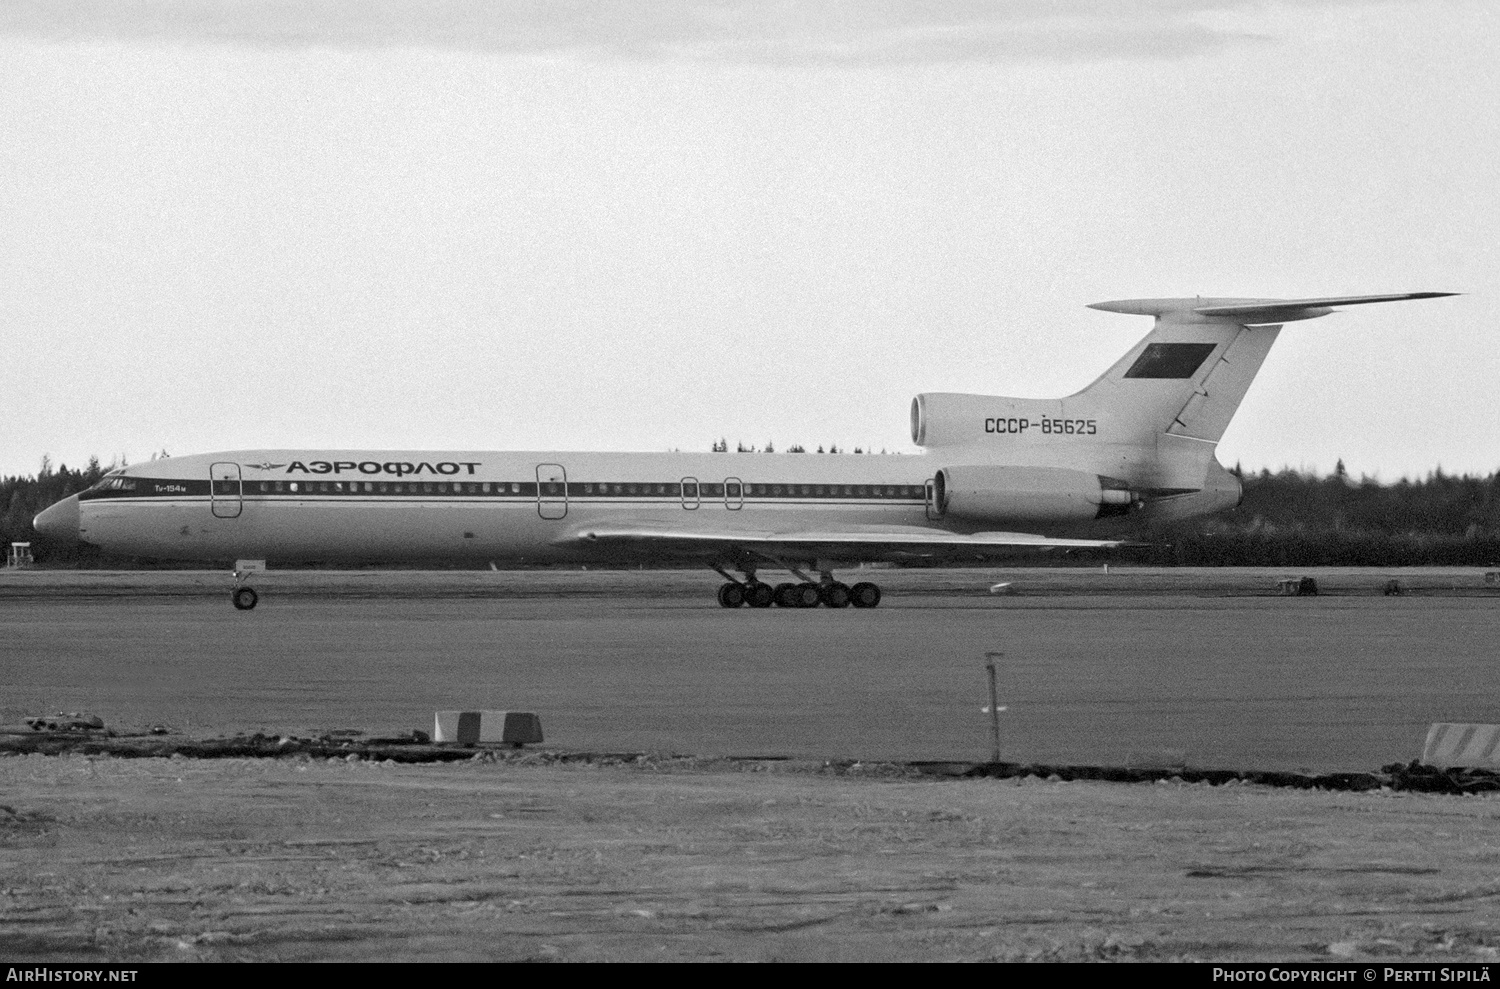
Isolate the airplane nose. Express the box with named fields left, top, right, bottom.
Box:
left=33, top=495, right=81, bottom=542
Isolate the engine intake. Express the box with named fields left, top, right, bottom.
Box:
left=934, top=465, right=1135, bottom=523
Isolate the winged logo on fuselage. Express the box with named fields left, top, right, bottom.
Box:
left=243, top=461, right=288, bottom=471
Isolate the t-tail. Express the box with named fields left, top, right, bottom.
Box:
left=913, top=292, right=1456, bottom=525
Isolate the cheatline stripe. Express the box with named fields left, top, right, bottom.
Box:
left=80, top=479, right=930, bottom=502
left=82, top=497, right=926, bottom=509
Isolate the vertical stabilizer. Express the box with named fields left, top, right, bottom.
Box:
left=1079, top=293, right=1454, bottom=489
left=1071, top=304, right=1279, bottom=449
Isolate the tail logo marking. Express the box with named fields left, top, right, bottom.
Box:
left=1123, top=343, right=1219, bottom=379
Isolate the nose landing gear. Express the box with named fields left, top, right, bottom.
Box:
left=230, top=560, right=265, bottom=610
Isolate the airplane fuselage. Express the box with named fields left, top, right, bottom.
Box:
left=73, top=448, right=1110, bottom=565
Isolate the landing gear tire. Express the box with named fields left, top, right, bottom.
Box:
left=232, top=587, right=259, bottom=611
left=849, top=582, right=881, bottom=609
left=773, top=582, right=799, bottom=608
left=793, top=583, right=822, bottom=608
left=820, top=582, right=851, bottom=609
left=744, top=582, right=775, bottom=608
left=717, top=582, right=746, bottom=608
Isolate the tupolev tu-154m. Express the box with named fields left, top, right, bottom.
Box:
left=33, top=292, right=1454, bottom=610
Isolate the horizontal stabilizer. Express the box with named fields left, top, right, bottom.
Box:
left=1090, top=292, right=1456, bottom=324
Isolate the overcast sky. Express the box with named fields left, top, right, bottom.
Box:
left=3, top=0, right=1495, bottom=481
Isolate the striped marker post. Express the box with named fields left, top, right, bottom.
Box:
left=1422, top=723, right=1500, bottom=769
left=985, top=652, right=1002, bottom=764
left=434, top=711, right=543, bottom=748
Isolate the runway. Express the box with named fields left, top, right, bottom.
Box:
left=4, top=568, right=1498, bottom=772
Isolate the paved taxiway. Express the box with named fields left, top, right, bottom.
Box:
left=4, top=568, right=1498, bottom=772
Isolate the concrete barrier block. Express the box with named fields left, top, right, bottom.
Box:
left=1423, top=723, right=1500, bottom=769
left=434, top=710, right=543, bottom=746
left=1277, top=577, right=1319, bottom=596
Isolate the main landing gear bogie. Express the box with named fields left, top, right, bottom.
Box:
left=772, top=582, right=821, bottom=608
left=715, top=577, right=881, bottom=610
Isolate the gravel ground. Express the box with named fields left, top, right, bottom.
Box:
left=3, top=753, right=1500, bottom=962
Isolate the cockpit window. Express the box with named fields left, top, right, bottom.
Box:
left=87, top=473, right=135, bottom=493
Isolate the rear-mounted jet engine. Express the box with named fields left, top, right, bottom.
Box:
left=933, top=465, right=1136, bottom=523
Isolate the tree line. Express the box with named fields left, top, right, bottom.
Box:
left=3, top=456, right=110, bottom=565
left=4, top=456, right=1499, bottom=567
left=1137, top=463, right=1500, bottom=566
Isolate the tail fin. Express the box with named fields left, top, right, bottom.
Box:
left=1079, top=292, right=1457, bottom=441
left=1078, top=293, right=1455, bottom=489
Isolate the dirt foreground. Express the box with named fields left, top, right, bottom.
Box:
left=4, top=752, right=1500, bottom=962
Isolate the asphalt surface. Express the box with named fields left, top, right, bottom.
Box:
left=4, top=567, right=1499, bottom=772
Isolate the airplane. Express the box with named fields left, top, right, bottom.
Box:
left=33, top=292, right=1454, bottom=611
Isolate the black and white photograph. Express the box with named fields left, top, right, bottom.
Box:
left=3, top=0, right=1499, bottom=966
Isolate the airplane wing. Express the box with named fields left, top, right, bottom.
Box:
left=554, top=522, right=1129, bottom=563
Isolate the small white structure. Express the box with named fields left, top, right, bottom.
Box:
left=7, top=542, right=32, bottom=568
left=434, top=710, right=543, bottom=747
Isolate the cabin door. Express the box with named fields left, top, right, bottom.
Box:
left=210, top=462, right=243, bottom=519
left=536, top=463, right=568, bottom=520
